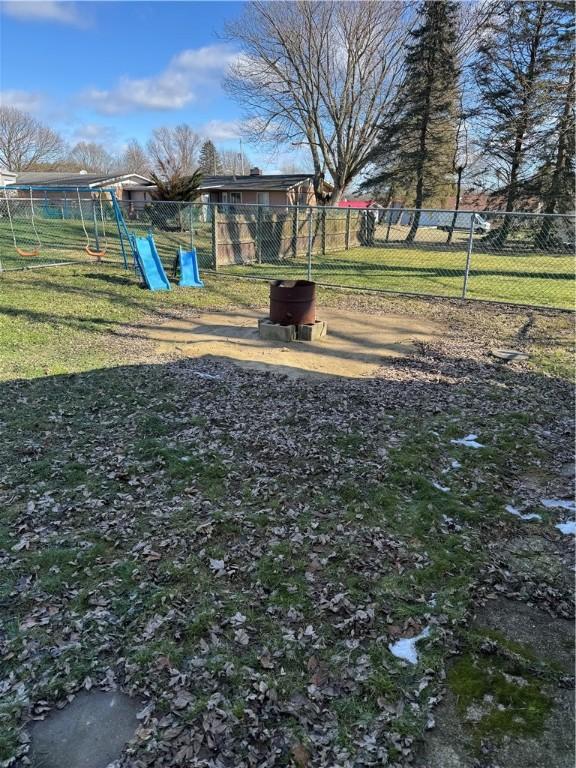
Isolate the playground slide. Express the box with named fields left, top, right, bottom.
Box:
left=130, top=233, right=171, bottom=291
left=178, top=247, right=204, bottom=288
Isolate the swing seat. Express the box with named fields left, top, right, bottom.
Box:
left=85, top=245, right=106, bottom=260
left=16, top=247, right=40, bottom=257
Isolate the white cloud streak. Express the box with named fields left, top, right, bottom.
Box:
left=2, top=1, right=86, bottom=27
left=197, top=119, right=243, bottom=141
left=0, top=89, right=44, bottom=112
left=83, top=44, right=239, bottom=115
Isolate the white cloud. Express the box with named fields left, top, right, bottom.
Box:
left=69, top=123, right=118, bottom=145
left=0, top=89, right=44, bottom=112
left=83, top=44, right=239, bottom=115
left=198, top=120, right=243, bottom=141
left=2, top=1, right=86, bottom=26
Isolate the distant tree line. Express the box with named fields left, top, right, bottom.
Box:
left=1, top=0, right=573, bottom=240
left=223, top=0, right=574, bottom=238
left=0, top=110, right=253, bottom=184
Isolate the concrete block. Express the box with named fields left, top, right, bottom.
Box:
left=297, top=320, right=327, bottom=342
left=258, top=318, right=296, bottom=342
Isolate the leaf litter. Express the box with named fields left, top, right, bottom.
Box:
left=0, top=286, right=574, bottom=767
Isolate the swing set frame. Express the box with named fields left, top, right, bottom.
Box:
left=0, top=185, right=130, bottom=269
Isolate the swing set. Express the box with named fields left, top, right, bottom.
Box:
left=2, top=188, right=42, bottom=257
left=1, top=186, right=111, bottom=261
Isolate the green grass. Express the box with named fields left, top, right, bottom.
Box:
left=448, top=655, right=552, bottom=741
left=0, top=265, right=269, bottom=380
left=1, top=215, right=573, bottom=308
left=220, top=244, right=575, bottom=309
left=0, top=263, right=573, bottom=764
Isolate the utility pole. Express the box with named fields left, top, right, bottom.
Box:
left=239, top=138, right=245, bottom=175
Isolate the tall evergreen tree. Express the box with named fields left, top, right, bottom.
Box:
left=475, top=0, right=568, bottom=244
left=536, top=6, right=575, bottom=243
left=364, top=1, right=460, bottom=241
left=198, top=140, right=222, bottom=175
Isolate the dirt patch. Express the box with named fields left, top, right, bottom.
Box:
left=420, top=688, right=574, bottom=768
left=419, top=597, right=574, bottom=768
left=144, top=308, right=444, bottom=379
left=473, top=597, right=574, bottom=672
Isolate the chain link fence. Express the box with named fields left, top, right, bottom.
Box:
left=1, top=194, right=574, bottom=309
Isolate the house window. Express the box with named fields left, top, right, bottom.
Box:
left=257, top=191, right=270, bottom=206
left=230, top=192, right=242, bottom=204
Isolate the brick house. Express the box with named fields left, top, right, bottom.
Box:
left=198, top=168, right=322, bottom=206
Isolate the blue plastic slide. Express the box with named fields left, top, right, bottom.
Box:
left=129, top=233, right=171, bottom=291
left=178, top=247, right=204, bottom=288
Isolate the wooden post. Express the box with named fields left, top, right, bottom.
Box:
left=345, top=207, right=351, bottom=250
left=307, top=207, right=313, bottom=281
left=255, top=205, right=263, bottom=263
left=293, top=205, right=299, bottom=259
left=211, top=204, right=218, bottom=270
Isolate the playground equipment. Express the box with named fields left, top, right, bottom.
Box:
left=77, top=189, right=107, bottom=259
left=0, top=185, right=205, bottom=292
left=129, top=232, right=171, bottom=291
left=178, top=247, right=204, bottom=288
left=2, top=187, right=42, bottom=257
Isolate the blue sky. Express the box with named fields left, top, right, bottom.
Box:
left=0, top=0, right=302, bottom=170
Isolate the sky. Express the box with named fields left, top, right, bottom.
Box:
left=0, top=0, right=305, bottom=171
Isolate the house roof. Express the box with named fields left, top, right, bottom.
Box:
left=337, top=199, right=382, bottom=209
left=198, top=174, right=314, bottom=192
left=13, top=172, right=153, bottom=188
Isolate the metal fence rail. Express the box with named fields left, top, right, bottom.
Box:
left=1, top=195, right=574, bottom=310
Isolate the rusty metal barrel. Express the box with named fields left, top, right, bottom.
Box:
left=269, top=280, right=316, bottom=325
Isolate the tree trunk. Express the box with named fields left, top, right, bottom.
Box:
left=406, top=174, right=424, bottom=242
left=446, top=166, right=463, bottom=244
left=495, top=134, right=523, bottom=246
left=406, top=73, right=433, bottom=243
left=538, top=64, right=575, bottom=246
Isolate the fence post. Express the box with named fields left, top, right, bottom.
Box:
left=461, top=213, right=476, bottom=299
left=293, top=204, right=299, bottom=259
left=345, top=207, right=351, bottom=250
left=256, top=205, right=262, bottom=264
left=307, top=207, right=313, bottom=281
left=211, top=204, right=219, bottom=271
left=189, top=205, right=194, bottom=250
left=321, top=207, right=327, bottom=255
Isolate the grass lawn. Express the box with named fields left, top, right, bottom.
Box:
left=219, top=245, right=575, bottom=309
left=0, top=264, right=574, bottom=766
left=1, top=216, right=573, bottom=309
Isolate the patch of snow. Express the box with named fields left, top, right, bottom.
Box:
left=450, top=434, right=484, bottom=449
left=451, top=460, right=462, bottom=469
left=555, top=521, right=576, bottom=535
left=505, top=504, right=542, bottom=522
left=432, top=482, right=450, bottom=493
left=541, top=498, right=576, bottom=513
left=191, top=372, right=220, bottom=380
left=388, top=626, right=431, bottom=665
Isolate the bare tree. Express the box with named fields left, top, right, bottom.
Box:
left=120, top=139, right=150, bottom=176
left=224, top=1, right=410, bottom=203
left=219, top=148, right=253, bottom=174
left=67, top=141, right=117, bottom=173
left=0, top=106, right=64, bottom=171
left=278, top=159, right=307, bottom=174
left=147, top=125, right=201, bottom=179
